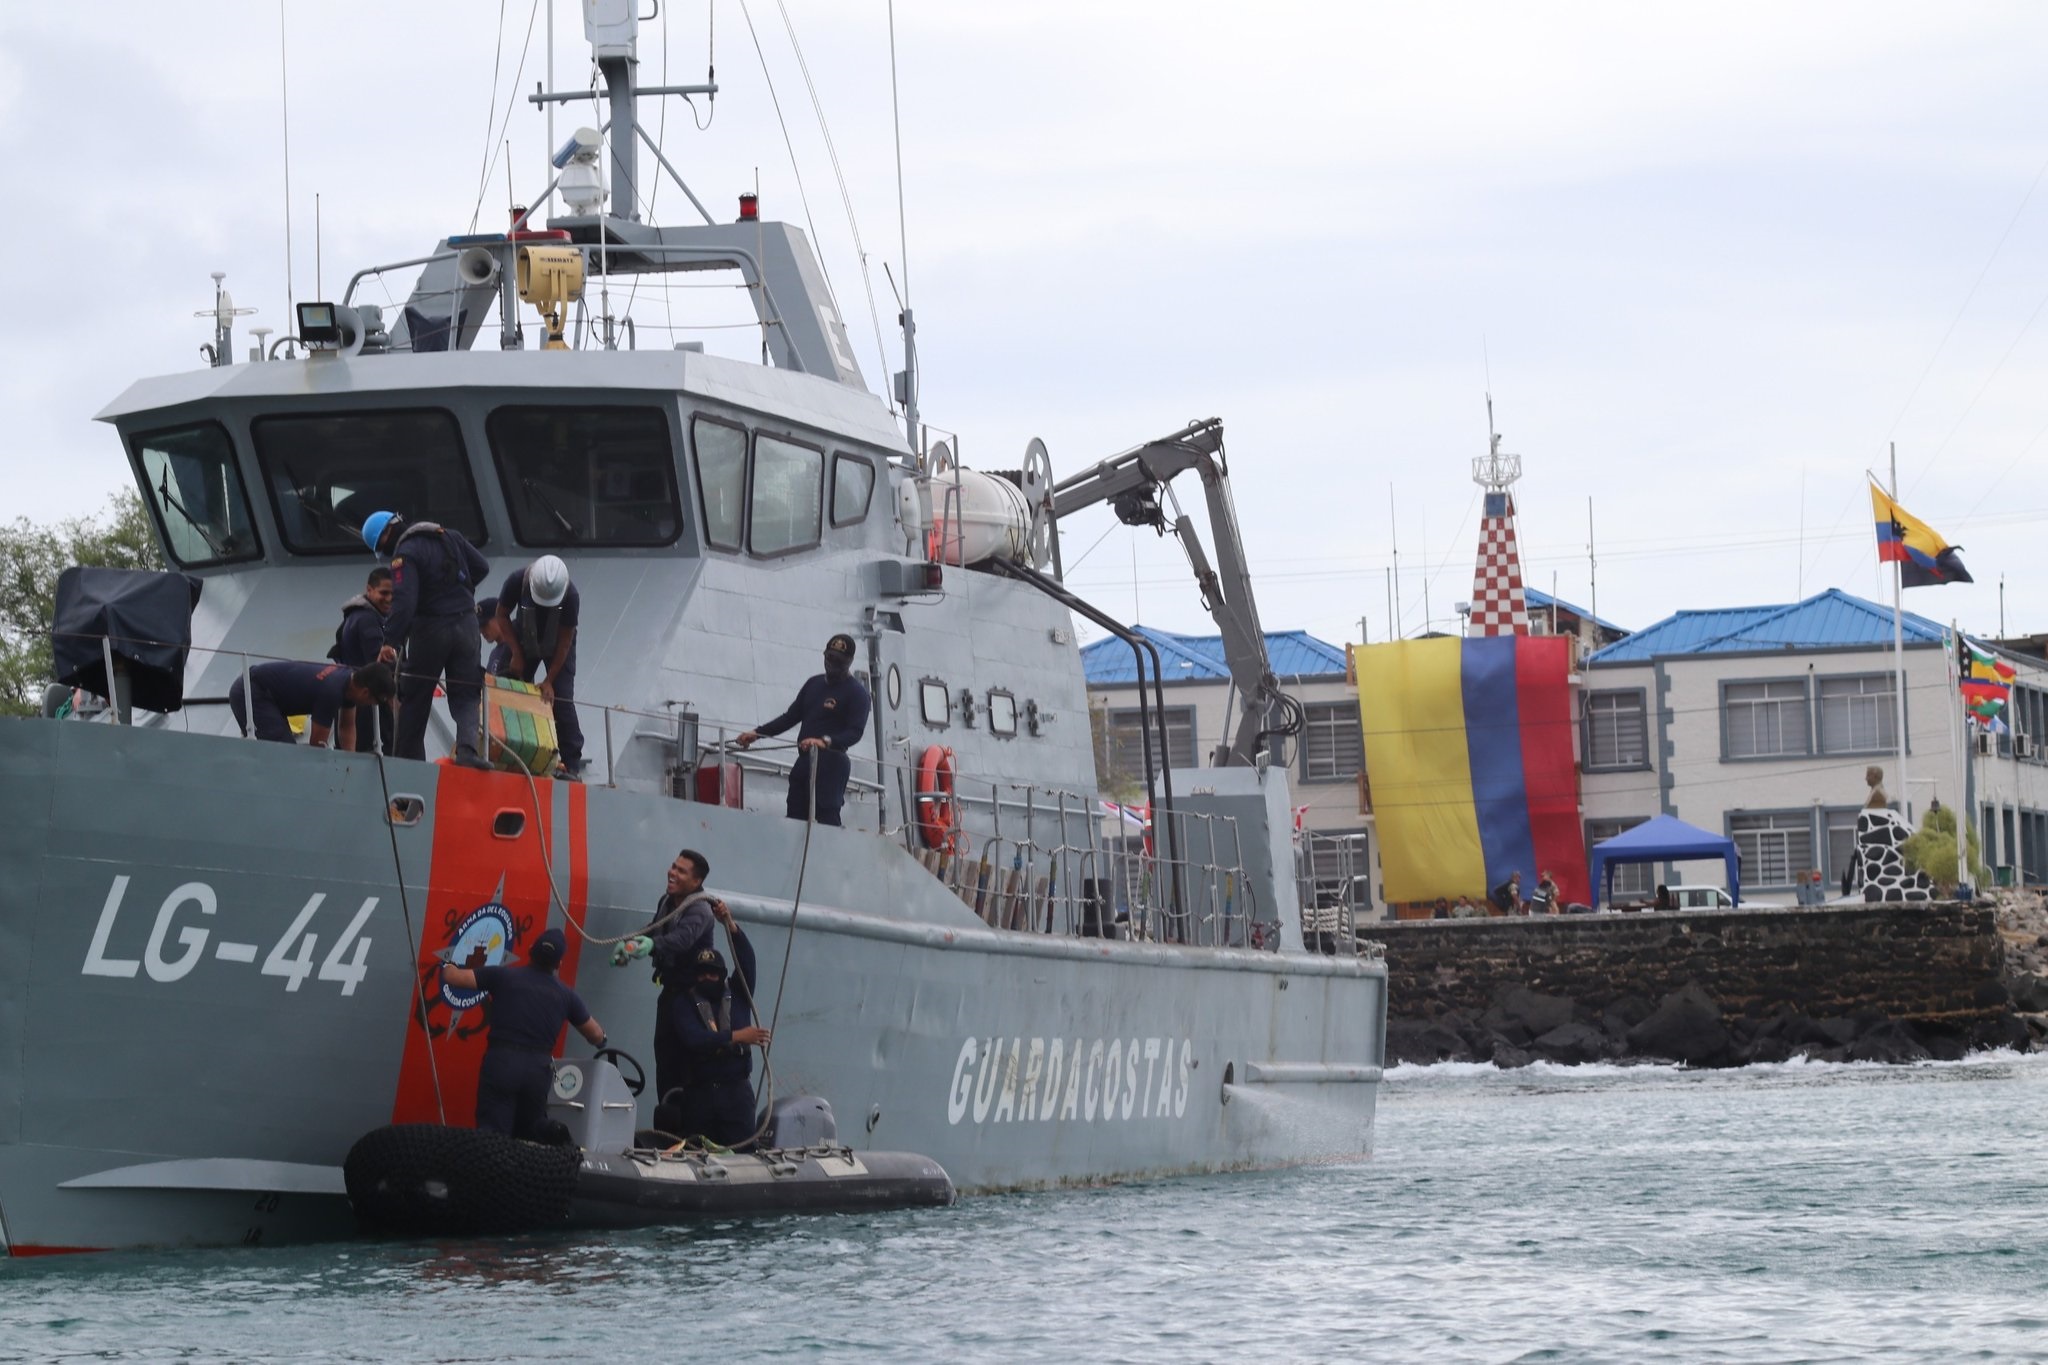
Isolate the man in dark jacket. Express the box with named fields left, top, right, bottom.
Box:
left=331, top=566, right=395, bottom=755
left=611, top=848, right=723, bottom=1134
left=1491, top=870, right=1523, bottom=916
left=439, top=927, right=607, bottom=1142
left=228, top=660, right=395, bottom=749
left=486, top=554, right=585, bottom=777
left=674, top=906, right=769, bottom=1148
left=735, top=632, right=871, bottom=826
left=361, top=510, right=490, bottom=766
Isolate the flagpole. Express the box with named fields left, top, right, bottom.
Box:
left=1949, top=619, right=1968, bottom=879
left=1889, top=445, right=1910, bottom=821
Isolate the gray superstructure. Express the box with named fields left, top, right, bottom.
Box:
left=0, top=8, right=1383, bottom=1255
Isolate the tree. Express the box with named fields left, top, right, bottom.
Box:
left=0, top=490, right=163, bottom=717
left=1901, top=801, right=1988, bottom=893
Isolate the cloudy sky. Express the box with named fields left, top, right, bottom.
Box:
left=7, top=2, right=2048, bottom=649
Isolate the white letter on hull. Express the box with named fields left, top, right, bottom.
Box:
left=1083, top=1040, right=1104, bottom=1121
left=1040, top=1039, right=1065, bottom=1121
left=1101, top=1040, right=1122, bottom=1122
left=144, top=882, right=216, bottom=983
left=947, top=1038, right=978, bottom=1125
left=1121, top=1038, right=1140, bottom=1120
left=993, top=1039, right=1020, bottom=1122
left=1141, top=1038, right=1162, bottom=1118
left=1174, top=1039, right=1193, bottom=1117
left=1058, top=1039, right=1083, bottom=1121
left=81, top=875, right=141, bottom=978
left=1017, top=1039, right=1044, bottom=1120
left=972, top=1038, right=1001, bottom=1123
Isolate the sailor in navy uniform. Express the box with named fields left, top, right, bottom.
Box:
left=439, top=927, right=608, bottom=1142
left=486, top=554, right=586, bottom=777
left=362, top=510, right=490, bottom=766
left=736, top=632, right=871, bottom=826
left=330, top=565, right=396, bottom=755
left=674, top=905, right=769, bottom=1148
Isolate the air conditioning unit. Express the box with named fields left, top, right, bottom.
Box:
left=1975, top=731, right=1996, bottom=757
left=2018, top=733, right=2035, bottom=760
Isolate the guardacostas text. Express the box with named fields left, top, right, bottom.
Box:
left=948, top=1036, right=1193, bottom=1125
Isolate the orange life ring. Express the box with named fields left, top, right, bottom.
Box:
left=915, top=745, right=960, bottom=852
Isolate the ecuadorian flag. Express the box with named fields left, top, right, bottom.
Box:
left=1871, top=482, right=1972, bottom=587
left=1352, top=635, right=1588, bottom=906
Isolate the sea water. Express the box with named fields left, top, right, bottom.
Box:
left=5, top=1053, right=2045, bottom=1362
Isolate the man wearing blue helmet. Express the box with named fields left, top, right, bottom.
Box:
left=362, top=511, right=491, bottom=767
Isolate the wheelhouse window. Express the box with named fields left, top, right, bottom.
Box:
left=252, top=409, right=486, bottom=555
left=750, top=434, right=823, bottom=556
left=130, top=422, right=260, bottom=567
left=832, top=453, right=876, bottom=527
left=692, top=416, right=747, bottom=552
left=488, top=406, right=680, bottom=547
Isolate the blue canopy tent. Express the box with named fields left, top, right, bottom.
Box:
left=1588, top=814, right=1741, bottom=908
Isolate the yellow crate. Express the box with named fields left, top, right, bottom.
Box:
left=483, top=674, right=560, bottom=775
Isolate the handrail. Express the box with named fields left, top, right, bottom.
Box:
left=43, top=626, right=1269, bottom=952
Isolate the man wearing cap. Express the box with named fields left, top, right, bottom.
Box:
left=228, top=660, right=396, bottom=750
left=360, top=511, right=491, bottom=767
left=736, top=633, right=871, bottom=826
left=673, top=902, right=769, bottom=1148
left=440, top=926, right=608, bottom=1143
left=486, top=554, right=585, bottom=778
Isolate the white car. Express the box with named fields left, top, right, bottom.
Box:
left=1666, top=885, right=1736, bottom=910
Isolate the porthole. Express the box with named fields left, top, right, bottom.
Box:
left=387, top=795, right=425, bottom=827
left=919, top=678, right=950, bottom=729
left=987, top=690, right=1018, bottom=737
left=492, top=809, right=526, bottom=839
left=886, top=664, right=902, bottom=710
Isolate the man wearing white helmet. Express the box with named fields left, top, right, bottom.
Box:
left=486, top=554, right=585, bottom=778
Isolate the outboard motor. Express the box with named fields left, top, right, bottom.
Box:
left=547, top=1057, right=640, bottom=1155
left=762, top=1095, right=838, bottom=1149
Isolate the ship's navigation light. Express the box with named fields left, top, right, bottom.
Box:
left=738, top=192, right=759, bottom=222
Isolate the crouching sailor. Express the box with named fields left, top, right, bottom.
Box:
left=228, top=661, right=395, bottom=749
left=677, top=915, right=770, bottom=1148
left=439, top=927, right=607, bottom=1143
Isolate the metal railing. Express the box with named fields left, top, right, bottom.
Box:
left=41, top=629, right=1270, bottom=953
left=1295, top=829, right=1368, bottom=956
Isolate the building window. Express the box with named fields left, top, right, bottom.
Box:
left=1730, top=810, right=1814, bottom=887
left=1300, top=701, right=1362, bottom=781
left=1823, top=806, right=1865, bottom=889
left=1584, top=689, right=1649, bottom=769
left=1816, top=674, right=1896, bottom=755
left=1723, top=679, right=1809, bottom=759
left=1586, top=817, right=1652, bottom=899
left=1105, top=706, right=1196, bottom=781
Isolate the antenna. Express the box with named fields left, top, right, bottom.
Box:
left=195, top=272, right=256, bottom=369
left=278, top=0, right=294, bottom=327
left=314, top=192, right=321, bottom=301
left=888, top=0, right=919, bottom=453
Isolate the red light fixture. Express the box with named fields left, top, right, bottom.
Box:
left=738, top=192, right=759, bottom=222
left=923, top=562, right=944, bottom=591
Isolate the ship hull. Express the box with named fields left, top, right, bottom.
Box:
left=0, top=720, right=1383, bottom=1254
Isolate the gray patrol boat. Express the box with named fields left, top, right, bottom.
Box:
left=0, top=4, right=1384, bottom=1255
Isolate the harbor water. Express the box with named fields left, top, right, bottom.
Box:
left=5, top=1052, right=2045, bottom=1362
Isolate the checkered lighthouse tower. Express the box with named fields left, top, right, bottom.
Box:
left=1467, top=402, right=1530, bottom=636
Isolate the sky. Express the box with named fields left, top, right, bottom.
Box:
left=7, top=2, right=2048, bottom=651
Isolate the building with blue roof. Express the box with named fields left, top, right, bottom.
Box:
left=1581, top=588, right=2048, bottom=903
left=1082, top=624, right=1372, bottom=913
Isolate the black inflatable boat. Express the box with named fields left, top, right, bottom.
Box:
left=343, top=1052, right=954, bottom=1237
